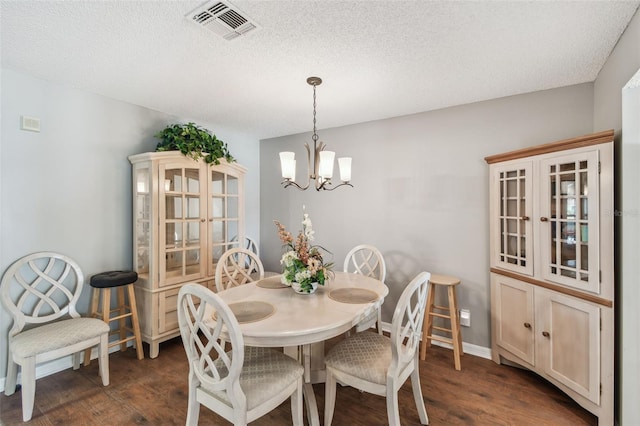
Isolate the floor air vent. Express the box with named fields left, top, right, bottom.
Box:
left=187, top=0, right=258, bottom=41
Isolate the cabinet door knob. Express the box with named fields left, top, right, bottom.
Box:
left=540, top=217, right=549, bottom=222
left=200, top=218, right=206, bottom=223
left=521, top=216, right=530, bottom=221
left=523, top=322, right=531, bottom=329
left=542, top=331, right=550, bottom=338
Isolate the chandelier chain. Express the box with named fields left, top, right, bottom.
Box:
left=312, top=83, right=318, bottom=143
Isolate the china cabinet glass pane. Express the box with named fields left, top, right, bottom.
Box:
left=166, top=196, right=182, bottom=220
left=186, top=221, right=200, bottom=245
left=166, top=251, right=183, bottom=278
left=166, top=169, right=182, bottom=192
left=228, top=197, right=239, bottom=218
left=228, top=175, right=239, bottom=194
left=212, top=220, right=224, bottom=243
left=581, top=246, right=589, bottom=272
left=185, top=169, right=200, bottom=193
left=212, top=197, right=224, bottom=218
left=166, top=222, right=182, bottom=248
left=185, top=249, right=200, bottom=274
left=211, top=171, right=224, bottom=193
left=136, top=169, right=149, bottom=193
left=211, top=245, right=224, bottom=264
left=186, top=195, right=199, bottom=219
left=228, top=220, right=239, bottom=244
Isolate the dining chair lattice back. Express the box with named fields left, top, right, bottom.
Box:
left=343, top=244, right=387, bottom=334
left=177, top=283, right=303, bottom=425
left=324, top=271, right=431, bottom=426
left=0, top=252, right=110, bottom=422
left=215, top=248, right=265, bottom=292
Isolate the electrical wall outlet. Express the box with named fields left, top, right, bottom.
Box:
left=460, top=309, right=471, bottom=327
left=21, top=115, right=41, bottom=132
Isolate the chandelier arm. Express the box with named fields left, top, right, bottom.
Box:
left=318, top=181, right=354, bottom=192
left=282, top=179, right=310, bottom=191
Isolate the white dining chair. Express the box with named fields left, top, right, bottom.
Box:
left=215, top=248, right=265, bottom=292
left=177, top=283, right=304, bottom=426
left=0, top=252, right=110, bottom=422
left=343, top=244, right=387, bottom=334
left=324, top=271, right=431, bottom=426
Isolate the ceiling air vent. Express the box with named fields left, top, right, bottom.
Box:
left=187, top=0, right=258, bottom=41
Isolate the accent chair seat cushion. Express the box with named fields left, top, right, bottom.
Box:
left=325, top=332, right=393, bottom=385
left=203, top=346, right=304, bottom=410
left=11, top=318, right=110, bottom=358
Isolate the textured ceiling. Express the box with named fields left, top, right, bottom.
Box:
left=2, top=1, right=639, bottom=140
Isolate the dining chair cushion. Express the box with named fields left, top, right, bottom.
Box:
left=204, top=346, right=304, bottom=410
left=12, top=318, right=110, bottom=358
left=325, top=332, right=393, bottom=385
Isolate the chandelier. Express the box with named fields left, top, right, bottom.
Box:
left=279, top=77, right=353, bottom=191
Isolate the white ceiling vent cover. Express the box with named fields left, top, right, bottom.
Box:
left=187, top=1, right=258, bottom=41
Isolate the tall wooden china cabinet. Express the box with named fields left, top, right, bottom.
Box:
left=128, top=152, right=246, bottom=358
left=485, top=130, right=614, bottom=425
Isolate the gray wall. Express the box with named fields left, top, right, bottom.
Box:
left=0, top=69, right=261, bottom=379
left=260, top=83, right=594, bottom=349
left=593, top=8, right=640, bottom=425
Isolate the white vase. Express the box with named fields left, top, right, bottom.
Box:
left=292, top=281, right=318, bottom=294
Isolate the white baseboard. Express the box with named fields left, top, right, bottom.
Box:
left=379, top=321, right=492, bottom=360
left=0, top=343, right=132, bottom=393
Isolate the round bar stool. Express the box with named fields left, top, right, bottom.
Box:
left=419, top=274, right=463, bottom=370
left=83, top=271, right=144, bottom=365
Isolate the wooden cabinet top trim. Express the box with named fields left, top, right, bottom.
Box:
left=484, top=130, right=614, bottom=164
left=490, top=268, right=613, bottom=308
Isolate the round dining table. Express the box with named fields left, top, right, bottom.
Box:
left=210, top=271, right=389, bottom=426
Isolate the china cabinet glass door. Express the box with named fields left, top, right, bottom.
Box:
left=133, top=166, right=151, bottom=277
left=540, top=151, right=599, bottom=293
left=159, top=162, right=206, bottom=286
left=493, top=162, right=533, bottom=276
left=208, top=169, right=242, bottom=277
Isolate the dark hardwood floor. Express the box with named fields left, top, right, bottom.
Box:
left=0, top=336, right=597, bottom=425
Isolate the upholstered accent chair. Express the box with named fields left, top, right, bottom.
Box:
left=177, top=283, right=304, bottom=425
left=343, top=244, right=387, bottom=334
left=324, top=271, right=431, bottom=426
left=0, top=252, right=110, bottom=422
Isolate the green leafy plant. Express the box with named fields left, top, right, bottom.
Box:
left=154, top=122, right=234, bottom=165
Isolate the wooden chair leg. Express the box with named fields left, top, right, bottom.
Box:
left=21, top=357, right=36, bottom=422
left=4, top=355, right=18, bottom=395
left=84, top=287, right=101, bottom=366
left=117, top=286, right=127, bottom=352
left=448, top=286, right=462, bottom=370
left=324, top=369, right=337, bottom=426
left=127, top=284, right=144, bottom=360
left=98, top=332, right=110, bottom=386
left=420, top=284, right=436, bottom=360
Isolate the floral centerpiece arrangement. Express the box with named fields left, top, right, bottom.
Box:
left=274, top=208, right=334, bottom=294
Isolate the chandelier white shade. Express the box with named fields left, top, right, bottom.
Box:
left=280, top=77, right=353, bottom=191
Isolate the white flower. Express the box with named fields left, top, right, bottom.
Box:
left=302, top=213, right=315, bottom=241
left=280, top=250, right=298, bottom=267
left=280, top=274, right=292, bottom=286
left=294, top=269, right=311, bottom=283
